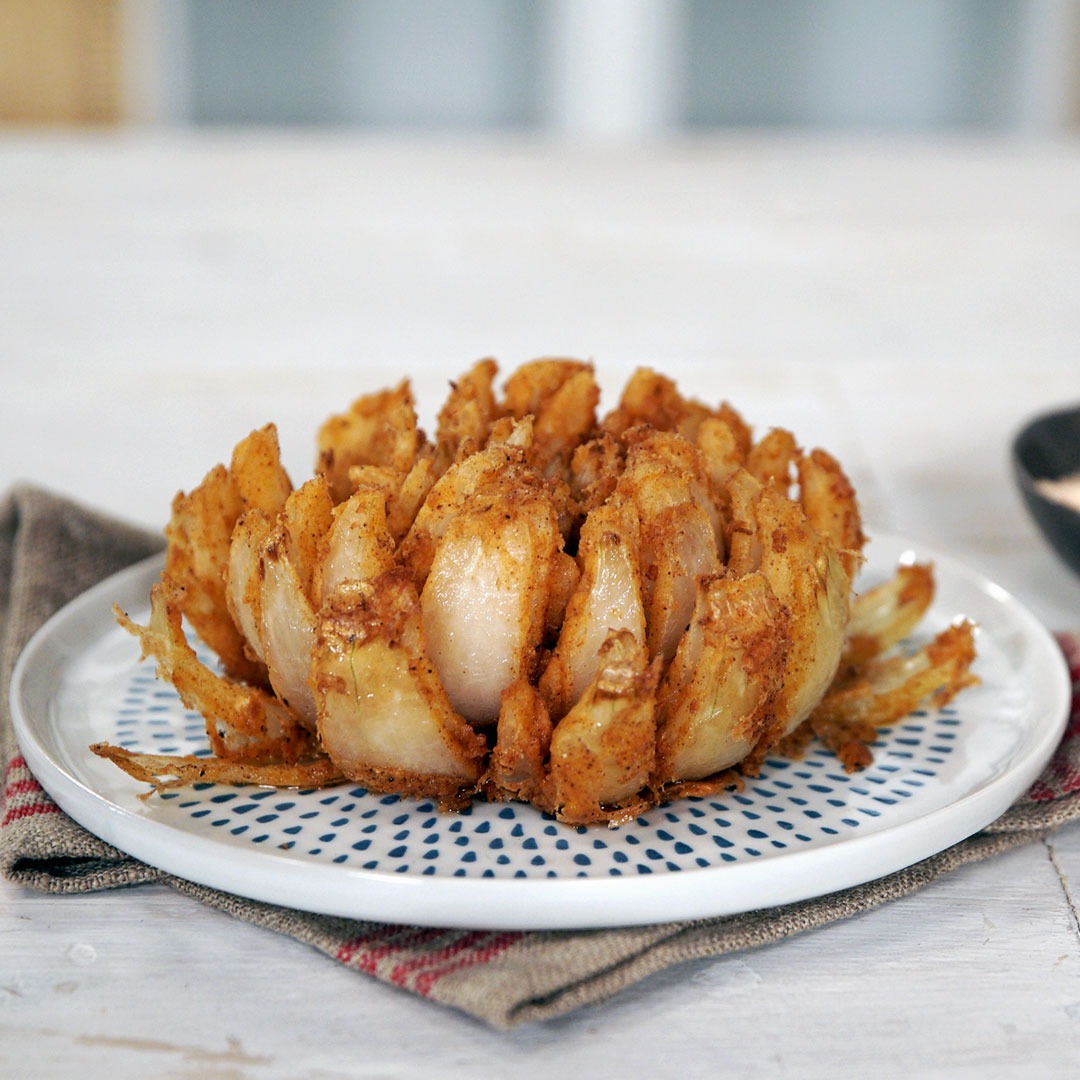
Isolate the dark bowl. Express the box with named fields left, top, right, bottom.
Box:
left=1013, top=403, right=1080, bottom=578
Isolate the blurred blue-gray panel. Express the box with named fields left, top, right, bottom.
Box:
left=684, top=0, right=1025, bottom=130
left=185, top=0, right=541, bottom=127
left=181, top=0, right=1055, bottom=132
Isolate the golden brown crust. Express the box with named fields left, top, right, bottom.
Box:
left=89, top=743, right=342, bottom=796
left=98, top=360, right=978, bottom=825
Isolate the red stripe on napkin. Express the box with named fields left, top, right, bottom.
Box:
left=407, top=931, right=522, bottom=996
left=334, top=924, right=522, bottom=995
left=1, top=802, right=61, bottom=827
left=1, top=755, right=61, bottom=827
left=1026, top=633, right=1080, bottom=802
left=335, top=925, right=447, bottom=973
left=1058, top=632, right=1080, bottom=718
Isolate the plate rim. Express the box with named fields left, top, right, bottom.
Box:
left=9, top=530, right=1073, bottom=930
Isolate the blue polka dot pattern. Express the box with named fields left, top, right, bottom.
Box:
left=115, top=655, right=960, bottom=881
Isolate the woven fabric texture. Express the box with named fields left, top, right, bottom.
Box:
left=3, top=485, right=1078, bottom=1029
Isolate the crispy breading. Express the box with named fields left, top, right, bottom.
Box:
left=89, top=743, right=342, bottom=796
left=538, top=493, right=646, bottom=720
left=655, top=571, right=789, bottom=788
left=482, top=679, right=553, bottom=804
left=316, top=380, right=425, bottom=503
left=312, top=570, right=488, bottom=802
left=541, top=630, right=661, bottom=826
left=843, top=562, right=936, bottom=667
left=798, top=619, right=980, bottom=773
left=111, top=578, right=314, bottom=763
left=98, top=359, right=979, bottom=825
left=435, top=357, right=502, bottom=465
left=420, top=474, right=564, bottom=723
left=616, top=428, right=724, bottom=662
left=165, top=423, right=292, bottom=686
left=503, top=358, right=600, bottom=476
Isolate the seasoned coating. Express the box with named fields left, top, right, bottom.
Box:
left=655, top=571, right=788, bottom=789
left=316, top=380, right=424, bottom=503
left=312, top=570, right=488, bottom=804
left=541, top=630, right=660, bottom=826
left=842, top=562, right=935, bottom=667
left=602, top=367, right=712, bottom=441
left=166, top=423, right=292, bottom=687
left=801, top=619, right=979, bottom=772
left=397, top=420, right=533, bottom=585
left=746, top=427, right=800, bottom=488
left=97, top=359, right=979, bottom=825
left=421, top=475, right=564, bottom=723
left=568, top=433, right=624, bottom=520
left=538, top=493, right=647, bottom=719
left=89, top=744, right=341, bottom=796
left=346, top=452, right=439, bottom=544
left=482, top=678, right=553, bottom=805
left=797, top=447, right=866, bottom=580
left=231, top=423, right=294, bottom=515
left=224, top=508, right=272, bottom=666
left=615, top=428, right=724, bottom=662
left=435, top=357, right=502, bottom=465
left=503, top=358, right=600, bottom=476
left=314, top=486, right=397, bottom=602
left=111, top=577, right=314, bottom=764
left=754, top=483, right=853, bottom=740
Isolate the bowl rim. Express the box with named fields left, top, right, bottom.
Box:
left=1012, top=401, right=1080, bottom=485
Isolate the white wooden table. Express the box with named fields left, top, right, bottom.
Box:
left=3, top=131, right=1080, bottom=1078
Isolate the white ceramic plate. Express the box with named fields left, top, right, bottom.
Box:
left=11, top=531, right=1071, bottom=930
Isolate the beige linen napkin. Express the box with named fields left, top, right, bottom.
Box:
left=3, top=484, right=1079, bottom=1029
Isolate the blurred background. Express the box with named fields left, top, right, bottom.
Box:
left=2, top=0, right=1079, bottom=614
left=2, top=0, right=1079, bottom=137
